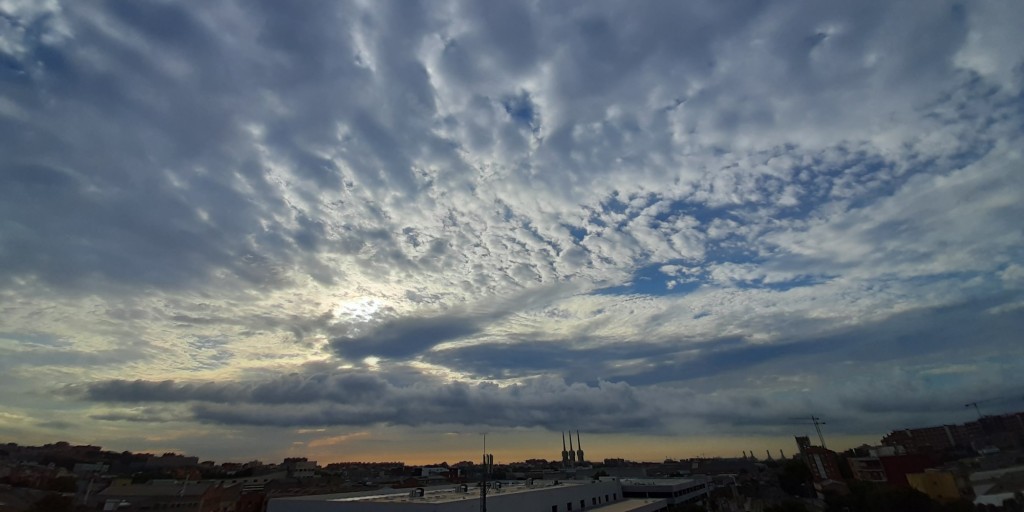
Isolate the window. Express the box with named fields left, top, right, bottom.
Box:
left=592, top=497, right=598, bottom=505
left=613, top=493, right=617, bottom=500
left=552, top=506, right=558, bottom=512
left=581, top=499, right=586, bottom=509
left=605, top=494, right=609, bottom=502
left=567, top=502, right=573, bottom=511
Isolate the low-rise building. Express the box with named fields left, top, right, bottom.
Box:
left=907, top=471, right=964, bottom=502
left=619, top=477, right=709, bottom=506
left=95, top=482, right=221, bottom=512
left=269, top=479, right=665, bottom=512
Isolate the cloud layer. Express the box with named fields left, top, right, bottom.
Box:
left=1, top=0, right=1022, bottom=461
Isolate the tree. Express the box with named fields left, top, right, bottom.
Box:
left=828, top=481, right=938, bottom=512
left=765, top=500, right=808, bottom=512
left=45, top=476, right=77, bottom=493
left=28, top=494, right=73, bottom=512
left=778, top=459, right=812, bottom=497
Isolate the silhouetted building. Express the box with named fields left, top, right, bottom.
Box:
left=795, top=437, right=843, bottom=483
left=882, top=410, right=1024, bottom=454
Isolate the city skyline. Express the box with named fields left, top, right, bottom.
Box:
left=1, top=2, right=1023, bottom=464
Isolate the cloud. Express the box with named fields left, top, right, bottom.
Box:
left=1, top=0, right=1022, bottom=459
left=82, top=373, right=665, bottom=432
left=75, top=298, right=1024, bottom=438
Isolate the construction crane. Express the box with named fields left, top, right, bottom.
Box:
left=791, top=415, right=828, bottom=449
left=964, top=395, right=1024, bottom=419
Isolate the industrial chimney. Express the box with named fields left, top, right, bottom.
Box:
left=567, top=430, right=577, bottom=465
left=575, top=430, right=585, bottom=464
left=561, top=432, right=569, bottom=468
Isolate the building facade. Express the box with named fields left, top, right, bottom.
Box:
left=269, top=480, right=665, bottom=512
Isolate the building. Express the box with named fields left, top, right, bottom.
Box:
left=619, top=478, right=710, bottom=507
left=847, top=445, right=934, bottom=487
left=881, top=410, right=1024, bottom=454
left=907, top=471, right=965, bottom=502
left=848, top=457, right=886, bottom=483
left=268, top=479, right=667, bottom=512
left=73, top=462, right=110, bottom=475
left=795, top=437, right=843, bottom=483
left=970, top=464, right=1024, bottom=505
left=882, top=425, right=965, bottom=453
left=284, top=458, right=320, bottom=479
left=145, top=453, right=201, bottom=470
left=876, top=454, right=934, bottom=487
left=95, top=482, right=227, bottom=512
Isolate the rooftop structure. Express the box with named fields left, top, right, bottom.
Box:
left=619, top=477, right=710, bottom=507
left=269, top=479, right=664, bottom=512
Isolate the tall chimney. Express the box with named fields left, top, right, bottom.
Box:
left=561, top=432, right=569, bottom=468
left=575, top=430, right=585, bottom=464
left=568, top=429, right=576, bottom=465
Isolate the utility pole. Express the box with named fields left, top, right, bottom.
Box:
left=480, top=433, right=487, bottom=512
left=480, top=434, right=493, bottom=512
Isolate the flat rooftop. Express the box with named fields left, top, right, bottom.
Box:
left=619, top=477, right=706, bottom=486
left=596, top=499, right=667, bottom=512
left=277, top=480, right=592, bottom=504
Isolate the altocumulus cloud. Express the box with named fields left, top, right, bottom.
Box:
left=0, top=0, right=1023, bottom=457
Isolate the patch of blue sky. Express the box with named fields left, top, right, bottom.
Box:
left=501, top=92, right=538, bottom=131
left=599, top=192, right=630, bottom=216
left=662, top=199, right=739, bottom=226
left=566, top=225, right=587, bottom=243
left=593, top=263, right=703, bottom=296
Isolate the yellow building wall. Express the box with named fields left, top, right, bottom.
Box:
left=907, top=471, right=961, bottom=502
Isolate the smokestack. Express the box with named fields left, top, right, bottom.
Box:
left=568, top=429, right=576, bottom=465
left=561, top=432, right=569, bottom=468
left=576, top=430, right=585, bottom=464
left=766, top=449, right=773, bottom=460
left=741, top=451, right=747, bottom=460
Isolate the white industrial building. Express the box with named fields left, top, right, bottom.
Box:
left=620, top=477, right=710, bottom=506
left=268, top=479, right=668, bottom=512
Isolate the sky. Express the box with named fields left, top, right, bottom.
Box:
left=0, top=1, right=1023, bottom=466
